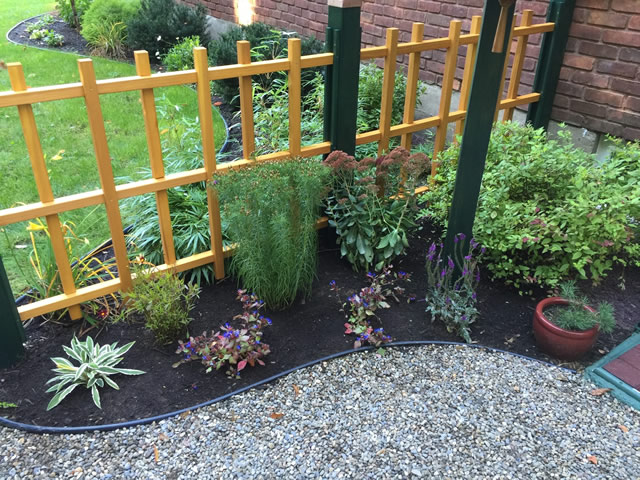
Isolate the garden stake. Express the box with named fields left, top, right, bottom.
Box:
left=0, top=255, right=25, bottom=368
left=443, top=0, right=516, bottom=271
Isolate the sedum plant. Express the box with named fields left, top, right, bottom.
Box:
left=46, top=336, right=145, bottom=410
left=550, top=281, right=615, bottom=333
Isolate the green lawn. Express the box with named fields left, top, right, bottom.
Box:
left=0, top=1, right=226, bottom=294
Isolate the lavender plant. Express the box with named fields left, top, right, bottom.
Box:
left=174, top=290, right=272, bottom=377
left=331, top=266, right=411, bottom=352
left=425, top=234, right=483, bottom=343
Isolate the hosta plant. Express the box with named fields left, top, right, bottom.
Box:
left=46, top=336, right=145, bottom=410
left=174, top=290, right=272, bottom=377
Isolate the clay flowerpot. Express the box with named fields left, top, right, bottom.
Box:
left=533, top=297, right=599, bottom=361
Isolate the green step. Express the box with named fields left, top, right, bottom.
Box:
left=585, top=332, right=640, bottom=411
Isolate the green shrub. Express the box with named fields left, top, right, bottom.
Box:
left=26, top=15, right=55, bottom=34
left=548, top=281, right=616, bottom=333
left=125, top=267, right=200, bottom=343
left=212, top=158, right=330, bottom=309
left=162, top=35, right=200, bottom=71
left=56, top=0, right=93, bottom=28
left=324, top=148, right=430, bottom=272
left=127, top=0, right=210, bottom=60
left=81, top=0, right=140, bottom=55
left=420, top=122, right=640, bottom=291
left=208, top=22, right=325, bottom=107
left=356, top=62, right=428, bottom=158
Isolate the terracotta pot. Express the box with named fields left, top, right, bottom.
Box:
left=533, top=297, right=599, bottom=361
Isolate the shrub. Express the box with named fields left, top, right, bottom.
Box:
left=29, top=29, right=65, bottom=47
left=162, top=35, right=200, bottom=71
left=125, top=267, right=200, bottom=343
left=548, top=281, right=615, bottom=333
left=425, top=235, right=482, bottom=343
left=56, top=0, right=94, bottom=28
left=174, top=290, right=271, bottom=377
left=127, top=0, right=210, bottom=59
left=211, top=158, right=330, bottom=309
left=46, top=336, right=145, bottom=410
left=356, top=62, right=428, bottom=158
left=324, top=148, right=430, bottom=272
left=81, top=0, right=140, bottom=56
left=420, top=122, right=640, bottom=291
left=208, top=22, right=325, bottom=107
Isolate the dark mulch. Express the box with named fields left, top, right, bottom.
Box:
left=1, top=217, right=638, bottom=428
left=7, top=13, right=89, bottom=56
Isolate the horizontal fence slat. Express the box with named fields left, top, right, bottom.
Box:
left=0, top=82, right=83, bottom=108
left=499, top=92, right=540, bottom=109
left=514, top=22, right=554, bottom=36
left=0, top=190, right=104, bottom=226
left=97, top=71, right=196, bottom=95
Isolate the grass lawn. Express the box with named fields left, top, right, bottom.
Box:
left=0, top=0, right=226, bottom=293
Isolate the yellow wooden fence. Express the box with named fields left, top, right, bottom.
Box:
left=0, top=11, right=553, bottom=321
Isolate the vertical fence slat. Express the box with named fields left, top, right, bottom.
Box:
left=378, top=28, right=399, bottom=156
left=288, top=38, right=302, bottom=157
left=194, top=47, right=225, bottom=280
left=401, top=23, right=424, bottom=151
left=432, top=20, right=462, bottom=176
left=237, top=41, right=256, bottom=160
left=134, top=51, right=177, bottom=267
left=8, top=63, right=83, bottom=320
left=494, top=14, right=517, bottom=123
left=77, top=58, right=132, bottom=291
left=454, top=15, right=482, bottom=141
left=503, top=10, right=533, bottom=122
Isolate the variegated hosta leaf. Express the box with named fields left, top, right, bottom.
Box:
left=46, top=383, right=78, bottom=411
left=91, top=385, right=101, bottom=409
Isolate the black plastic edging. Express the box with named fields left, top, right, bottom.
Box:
left=0, top=341, right=576, bottom=435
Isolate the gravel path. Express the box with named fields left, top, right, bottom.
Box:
left=2, top=345, right=639, bottom=479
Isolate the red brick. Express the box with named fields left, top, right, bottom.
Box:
left=572, top=7, right=589, bottom=23
left=611, top=78, right=640, bottom=96
left=565, top=37, right=579, bottom=53
left=608, top=110, right=640, bottom=128
left=619, top=47, right=640, bottom=63
left=603, top=30, right=640, bottom=47
left=623, top=126, right=640, bottom=140
left=441, top=4, right=468, bottom=18
left=427, top=14, right=453, bottom=28
left=551, top=107, right=585, bottom=127
left=596, top=60, right=638, bottom=78
left=397, top=0, right=418, bottom=8
left=563, top=53, right=594, bottom=71
left=583, top=118, right=625, bottom=137
left=554, top=94, right=570, bottom=109
left=417, top=0, right=441, bottom=14
left=630, top=15, right=640, bottom=31
left=457, top=0, right=483, bottom=6
left=570, top=23, right=602, bottom=41
left=571, top=99, right=608, bottom=117
left=624, top=96, right=640, bottom=112
left=572, top=71, right=610, bottom=88
left=577, top=41, right=618, bottom=59
left=612, top=0, right=640, bottom=14
left=576, top=0, right=610, bottom=9
left=584, top=88, right=625, bottom=107
left=559, top=66, right=573, bottom=81
left=588, top=11, right=629, bottom=28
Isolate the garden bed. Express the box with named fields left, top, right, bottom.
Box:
left=1, top=219, right=638, bottom=428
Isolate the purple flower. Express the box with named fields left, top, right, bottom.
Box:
left=427, top=254, right=435, bottom=262
left=459, top=233, right=466, bottom=240
left=481, top=247, right=486, bottom=254
left=464, top=255, right=472, bottom=261
left=462, top=268, right=469, bottom=276
left=448, top=258, right=455, bottom=269
left=441, top=269, right=447, bottom=278
left=429, top=243, right=436, bottom=253
left=454, top=236, right=459, bottom=243
left=472, top=292, right=477, bottom=300
left=330, top=280, right=336, bottom=288
left=461, top=315, right=467, bottom=322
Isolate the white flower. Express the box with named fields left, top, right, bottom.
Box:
left=157, top=35, right=162, bottom=41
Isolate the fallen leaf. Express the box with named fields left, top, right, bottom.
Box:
left=589, top=388, right=612, bottom=396
left=160, top=128, right=169, bottom=135
left=270, top=412, right=284, bottom=419
left=179, top=410, right=191, bottom=419
left=513, top=385, right=520, bottom=392
left=51, top=149, right=65, bottom=161
left=214, top=101, right=223, bottom=106
left=376, top=448, right=386, bottom=455
left=293, top=384, right=301, bottom=396
left=618, top=424, right=629, bottom=433
left=158, top=433, right=169, bottom=441
left=153, top=444, right=159, bottom=463
left=587, top=454, right=598, bottom=465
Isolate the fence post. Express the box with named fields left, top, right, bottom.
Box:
left=323, top=0, right=362, bottom=156
left=0, top=255, right=25, bottom=368
left=526, top=0, right=576, bottom=129
left=444, top=0, right=516, bottom=262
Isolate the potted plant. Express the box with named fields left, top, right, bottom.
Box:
left=533, top=281, right=615, bottom=361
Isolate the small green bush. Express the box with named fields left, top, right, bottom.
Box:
left=162, top=35, right=200, bottom=71
left=126, top=267, right=200, bottom=343
left=548, top=281, right=615, bottom=333
left=127, top=0, right=210, bottom=59
left=208, top=22, right=324, bottom=107
left=82, top=0, right=140, bottom=55
left=420, top=122, right=640, bottom=291
left=56, top=0, right=93, bottom=28
left=212, top=158, right=330, bottom=309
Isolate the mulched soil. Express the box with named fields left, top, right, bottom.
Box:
left=7, top=13, right=89, bottom=56
left=3, top=13, right=639, bottom=429
left=1, top=217, right=639, bottom=428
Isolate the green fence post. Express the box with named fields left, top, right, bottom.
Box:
left=0, top=255, right=25, bottom=368
left=526, top=0, right=576, bottom=129
left=444, top=0, right=516, bottom=262
left=323, top=0, right=362, bottom=156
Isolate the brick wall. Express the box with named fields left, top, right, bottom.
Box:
left=194, top=0, right=640, bottom=141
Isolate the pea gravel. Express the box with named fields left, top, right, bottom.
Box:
left=2, top=345, right=639, bottom=480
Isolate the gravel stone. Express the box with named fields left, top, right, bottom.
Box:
left=1, top=345, right=639, bottom=479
